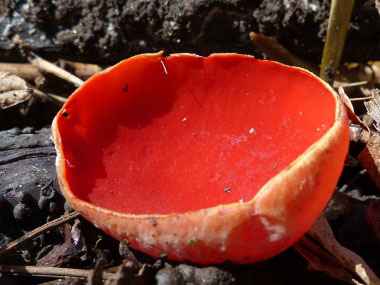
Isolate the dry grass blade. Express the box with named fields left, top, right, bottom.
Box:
left=0, top=72, right=32, bottom=109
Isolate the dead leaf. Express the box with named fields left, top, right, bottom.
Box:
left=339, top=87, right=369, bottom=132
left=37, top=220, right=87, bottom=267
left=364, top=89, right=380, bottom=132
left=294, top=240, right=357, bottom=284
left=249, top=32, right=319, bottom=74
left=0, top=72, right=32, bottom=109
left=358, top=133, right=380, bottom=190
left=296, top=214, right=380, bottom=284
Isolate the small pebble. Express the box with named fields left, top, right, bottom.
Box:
left=15, top=191, right=31, bottom=204
left=13, top=203, right=31, bottom=221
left=40, top=181, right=55, bottom=199
left=49, top=201, right=57, bottom=213
left=21, top=127, right=35, bottom=134
left=64, top=201, right=74, bottom=213
left=8, top=127, right=21, bottom=136
left=38, top=196, right=48, bottom=210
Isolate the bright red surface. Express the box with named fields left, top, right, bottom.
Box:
left=58, top=54, right=335, bottom=214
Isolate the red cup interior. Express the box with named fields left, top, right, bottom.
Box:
left=57, top=54, right=335, bottom=215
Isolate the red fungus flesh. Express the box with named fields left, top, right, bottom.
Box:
left=57, top=54, right=335, bottom=215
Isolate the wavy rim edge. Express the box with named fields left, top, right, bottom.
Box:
left=52, top=52, right=347, bottom=220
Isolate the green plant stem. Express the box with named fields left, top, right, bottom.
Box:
left=320, top=0, right=355, bottom=83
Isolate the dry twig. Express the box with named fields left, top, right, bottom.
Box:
left=0, top=265, right=114, bottom=280
left=32, top=87, right=67, bottom=106
left=0, top=63, right=42, bottom=81
left=27, top=52, right=84, bottom=87
left=58, top=60, right=103, bottom=80
left=0, top=211, right=80, bottom=261
left=333, top=81, right=368, bottom=89
left=350, top=97, right=373, bottom=102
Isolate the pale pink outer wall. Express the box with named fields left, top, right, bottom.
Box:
left=52, top=53, right=349, bottom=264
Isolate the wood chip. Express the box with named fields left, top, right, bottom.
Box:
left=0, top=72, right=32, bottom=109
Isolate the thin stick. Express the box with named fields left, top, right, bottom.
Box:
left=27, top=52, right=84, bottom=87
left=33, top=88, right=67, bottom=106
left=0, top=62, right=102, bottom=81
left=0, top=211, right=80, bottom=260
left=333, top=80, right=368, bottom=88
left=0, top=265, right=114, bottom=280
left=0, top=63, right=42, bottom=81
left=350, top=97, right=372, bottom=102
left=58, top=60, right=102, bottom=80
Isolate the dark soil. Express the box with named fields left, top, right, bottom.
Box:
left=0, top=0, right=379, bottom=65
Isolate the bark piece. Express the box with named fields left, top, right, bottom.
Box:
left=0, top=127, right=64, bottom=224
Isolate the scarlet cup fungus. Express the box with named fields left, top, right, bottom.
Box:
left=52, top=52, right=349, bottom=264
